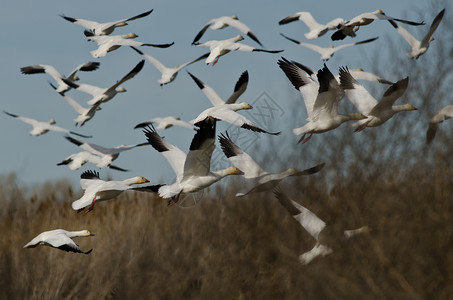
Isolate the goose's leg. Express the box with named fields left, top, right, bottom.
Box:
left=354, top=120, right=371, bottom=133
left=297, top=133, right=307, bottom=144
left=168, top=192, right=182, bottom=206
left=85, top=198, right=96, bottom=214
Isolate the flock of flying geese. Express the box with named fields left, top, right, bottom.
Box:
left=14, top=7, right=451, bottom=264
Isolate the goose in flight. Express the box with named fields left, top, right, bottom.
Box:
left=278, top=11, right=345, bottom=39
left=274, top=188, right=370, bottom=265
left=142, top=122, right=243, bottom=205
left=388, top=9, right=445, bottom=59
left=130, top=46, right=209, bottom=85
left=87, top=33, right=174, bottom=58
left=192, top=15, right=263, bottom=46
left=288, top=60, right=393, bottom=85
left=331, top=9, right=425, bottom=40
left=20, top=61, right=100, bottom=95
left=63, top=60, right=144, bottom=106
left=191, top=102, right=280, bottom=135
left=72, top=170, right=154, bottom=213
left=60, top=9, right=153, bottom=36
left=281, top=33, right=378, bottom=61
left=49, top=83, right=101, bottom=127
left=277, top=58, right=366, bottom=144
left=339, top=66, right=415, bottom=132
left=24, top=229, right=94, bottom=254
left=57, top=151, right=128, bottom=172
left=64, top=135, right=148, bottom=169
left=218, top=132, right=325, bottom=197
left=134, top=116, right=195, bottom=130
left=3, top=111, right=92, bottom=138
left=187, top=70, right=249, bottom=106
left=426, top=104, right=453, bottom=144
left=195, top=35, right=283, bottom=65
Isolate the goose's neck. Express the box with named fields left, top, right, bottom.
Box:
left=66, top=230, right=88, bottom=238
left=344, top=226, right=370, bottom=239
left=392, top=104, right=415, bottom=112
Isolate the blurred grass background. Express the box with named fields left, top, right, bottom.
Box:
left=2, top=3, right=453, bottom=299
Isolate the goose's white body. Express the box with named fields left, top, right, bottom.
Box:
left=3, top=111, right=91, bottom=138
left=65, top=60, right=144, bottom=106
left=281, top=33, right=378, bottom=61
left=332, top=9, right=425, bottom=40
left=192, top=16, right=263, bottom=46
left=218, top=132, right=325, bottom=197
left=61, top=9, right=153, bottom=36
left=196, top=35, right=283, bottom=65
left=274, top=188, right=370, bottom=265
left=20, top=62, right=100, bottom=94
left=87, top=33, right=174, bottom=58
left=426, top=104, right=453, bottom=144
left=188, top=70, right=249, bottom=106
left=72, top=170, right=149, bottom=212
left=389, top=9, right=445, bottom=59
left=64, top=136, right=148, bottom=169
left=278, top=58, right=366, bottom=143
left=339, top=67, right=415, bottom=131
left=143, top=122, right=243, bottom=204
left=134, top=116, right=195, bottom=130
left=279, top=11, right=345, bottom=39
left=131, top=46, right=208, bottom=85
left=24, top=229, right=94, bottom=254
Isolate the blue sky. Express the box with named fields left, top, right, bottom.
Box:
left=0, top=0, right=440, bottom=187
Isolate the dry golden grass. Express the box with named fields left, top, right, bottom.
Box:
left=1, top=152, right=453, bottom=300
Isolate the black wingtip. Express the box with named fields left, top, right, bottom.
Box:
left=130, top=46, right=144, bottom=55
left=81, top=170, right=100, bottom=180
left=65, top=135, right=84, bottom=146
left=187, top=72, right=204, bottom=90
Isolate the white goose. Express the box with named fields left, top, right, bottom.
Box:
left=57, top=151, right=128, bottom=172
left=134, top=116, right=195, bottom=130
left=24, top=229, right=94, bottom=254
left=426, top=104, right=453, bottom=144
left=20, top=62, right=100, bottom=94
left=283, top=60, right=393, bottom=85
left=60, top=9, right=153, bottom=36
left=278, top=11, right=345, bottom=39
left=49, top=83, right=101, bottom=127
left=281, top=33, right=378, bottom=61
left=143, top=122, right=243, bottom=205
left=187, top=70, right=248, bottom=106
left=87, top=33, right=174, bottom=58
left=218, top=132, right=325, bottom=197
left=191, top=102, right=280, bottom=135
left=64, top=135, right=149, bottom=169
left=277, top=58, right=366, bottom=144
left=192, top=15, right=263, bottom=46
left=389, top=9, right=445, bottom=59
left=339, top=66, right=416, bottom=132
left=196, top=35, right=283, bottom=65
left=188, top=72, right=279, bottom=135
left=72, top=170, right=153, bottom=213
left=130, top=46, right=208, bottom=85
left=331, top=9, right=425, bottom=40
left=63, top=60, right=144, bottom=106
left=3, top=111, right=92, bottom=138
left=274, top=188, right=370, bottom=265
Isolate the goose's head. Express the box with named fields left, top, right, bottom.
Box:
left=233, top=35, right=245, bottom=42
left=374, top=9, right=385, bottom=15
left=352, top=113, right=368, bottom=120
left=49, top=119, right=56, bottom=125
left=227, top=166, right=244, bottom=175
left=231, top=15, right=239, bottom=20
left=407, top=104, right=418, bottom=111
left=237, top=102, right=253, bottom=110
left=116, top=86, right=127, bottom=93
left=73, top=75, right=80, bottom=81
left=116, top=22, right=128, bottom=27
left=175, top=116, right=181, bottom=120
left=81, top=230, right=95, bottom=237
left=134, top=176, right=150, bottom=184
left=125, top=33, right=138, bottom=39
